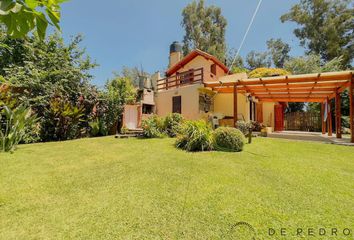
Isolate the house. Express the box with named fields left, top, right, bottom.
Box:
left=123, top=42, right=353, bottom=143
left=154, top=42, right=277, bottom=129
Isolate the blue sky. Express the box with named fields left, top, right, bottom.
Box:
left=60, top=0, right=303, bottom=87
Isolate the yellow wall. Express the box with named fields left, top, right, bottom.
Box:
left=155, top=83, right=203, bottom=120
left=214, top=93, right=249, bottom=121
left=262, top=102, right=275, bottom=127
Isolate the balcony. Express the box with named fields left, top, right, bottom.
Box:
left=157, top=68, right=204, bottom=91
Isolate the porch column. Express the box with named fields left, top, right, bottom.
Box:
left=335, top=90, right=342, bottom=138
left=233, top=83, right=238, bottom=128
left=327, top=99, right=332, bottom=137
left=321, top=102, right=326, bottom=134
left=350, top=74, right=354, bottom=143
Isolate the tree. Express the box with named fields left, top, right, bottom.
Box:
left=226, top=49, right=249, bottom=74
left=0, top=0, right=67, bottom=40
left=0, top=31, right=98, bottom=141
left=246, top=51, right=271, bottom=70
left=101, top=77, right=136, bottom=134
left=284, top=54, right=344, bottom=74
left=266, top=38, right=291, bottom=68
left=284, top=54, right=347, bottom=114
left=281, top=0, right=354, bottom=67
left=181, top=0, right=227, bottom=61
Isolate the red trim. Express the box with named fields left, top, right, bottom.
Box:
left=166, top=49, right=228, bottom=76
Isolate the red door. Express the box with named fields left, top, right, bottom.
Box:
left=274, top=104, right=284, bottom=131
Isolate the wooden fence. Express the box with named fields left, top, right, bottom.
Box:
left=284, top=112, right=321, bottom=132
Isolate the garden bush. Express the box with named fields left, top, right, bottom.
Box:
left=175, top=120, right=213, bottom=152
left=236, top=120, right=253, bottom=136
left=141, top=115, right=165, bottom=138
left=250, top=120, right=264, bottom=132
left=89, top=118, right=108, bottom=137
left=213, top=127, right=245, bottom=152
left=164, top=113, right=184, bottom=137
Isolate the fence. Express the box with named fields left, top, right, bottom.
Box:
left=284, top=112, right=321, bottom=132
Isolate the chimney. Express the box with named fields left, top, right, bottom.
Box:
left=169, top=41, right=182, bottom=68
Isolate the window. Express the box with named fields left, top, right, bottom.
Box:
left=142, top=104, right=153, bottom=114
left=249, top=101, right=257, bottom=121
left=172, top=96, right=181, bottom=113
left=210, top=64, right=217, bottom=75
left=199, top=93, right=213, bottom=113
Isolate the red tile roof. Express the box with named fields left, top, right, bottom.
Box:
left=166, top=49, right=229, bottom=76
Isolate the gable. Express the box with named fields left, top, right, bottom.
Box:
left=166, top=50, right=229, bottom=76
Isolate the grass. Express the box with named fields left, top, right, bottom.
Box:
left=0, top=137, right=353, bottom=239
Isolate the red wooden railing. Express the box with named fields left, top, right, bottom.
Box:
left=157, top=68, right=204, bottom=91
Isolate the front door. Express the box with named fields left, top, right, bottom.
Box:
left=274, top=104, right=284, bottom=131
left=172, top=96, right=181, bottom=114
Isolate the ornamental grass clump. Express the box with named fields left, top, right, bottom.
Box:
left=213, top=127, right=245, bottom=152
left=141, top=115, right=166, bottom=138
left=164, top=113, right=184, bottom=137
left=175, top=120, right=213, bottom=152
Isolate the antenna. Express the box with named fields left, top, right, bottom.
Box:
left=227, top=0, right=263, bottom=74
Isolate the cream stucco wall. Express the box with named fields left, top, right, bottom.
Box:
left=214, top=93, right=250, bottom=121
left=171, top=55, right=225, bottom=83
left=155, top=83, right=203, bottom=120
left=262, top=102, right=275, bottom=127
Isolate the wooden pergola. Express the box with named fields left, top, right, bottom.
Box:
left=204, top=71, right=354, bottom=143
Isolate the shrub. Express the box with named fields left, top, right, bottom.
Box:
left=175, top=120, right=213, bottom=152
left=164, top=113, right=184, bottom=137
left=248, top=68, right=290, bottom=78
left=236, top=120, right=253, bottom=136
left=89, top=118, right=108, bottom=137
left=0, top=105, right=38, bottom=152
left=250, top=120, right=264, bottom=132
left=142, top=115, right=165, bottom=138
left=213, top=127, right=245, bottom=152
left=41, top=98, right=85, bottom=141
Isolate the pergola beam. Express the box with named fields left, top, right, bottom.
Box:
left=258, top=98, right=326, bottom=103
left=254, top=93, right=330, bottom=98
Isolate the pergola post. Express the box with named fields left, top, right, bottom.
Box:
left=233, top=83, right=238, bottom=128
left=350, top=75, right=354, bottom=143
left=327, top=99, right=332, bottom=137
left=321, top=102, right=326, bottom=134
left=335, top=90, right=342, bottom=138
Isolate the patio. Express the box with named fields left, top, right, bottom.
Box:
left=266, top=131, right=354, bottom=146
left=205, top=71, right=354, bottom=143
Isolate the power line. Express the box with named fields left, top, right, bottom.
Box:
left=227, top=0, right=263, bottom=74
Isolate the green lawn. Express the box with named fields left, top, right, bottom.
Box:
left=1, top=137, right=353, bottom=239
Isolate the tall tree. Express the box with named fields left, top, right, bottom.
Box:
left=181, top=0, right=227, bottom=61
left=226, top=49, right=248, bottom=74
left=246, top=51, right=271, bottom=70
left=266, top=38, right=291, bottom=68
left=284, top=54, right=344, bottom=74
left=0, top=0, right=67, bottom=40
left=281, top=0, right=354, bottom=67
left=283, top=54, right=346, bottom=114
left=0, top=31, right=98, bottom=141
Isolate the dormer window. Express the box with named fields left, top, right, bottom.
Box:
left=210, top=64, right=216, bottom=76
